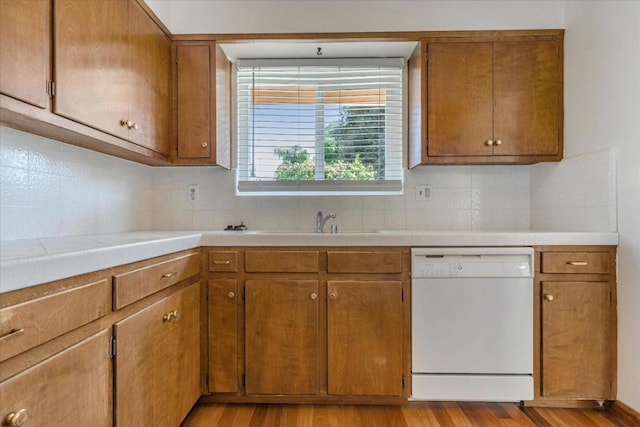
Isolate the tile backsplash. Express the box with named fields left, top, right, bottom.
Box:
left=0, top=127, right=153, bottom=241
left=0, top=125, right=616, bottom=241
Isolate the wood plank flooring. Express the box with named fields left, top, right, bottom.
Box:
left=183, top=402, right=631, bottom=426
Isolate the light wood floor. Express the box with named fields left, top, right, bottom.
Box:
left=183, top=402, right=631, bottom=426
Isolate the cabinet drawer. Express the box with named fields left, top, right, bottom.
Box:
left=541, top=252, right=610, bottom=274
left=327, top=251, right=403, bottom=274
left=0, top=329, right=111, bottom=426
left=245, top=251, right=319, bottom=273
left=113, top=252, right=200, bottom=309
left=209, top=251, right=238, bottom=272
left=0, top=278, right=109, bottom=362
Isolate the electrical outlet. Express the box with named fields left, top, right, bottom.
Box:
left=415, top=184, right=431, bottom=201
left=187, top=184, right=199, bottom=202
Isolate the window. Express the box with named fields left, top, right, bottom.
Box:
left=236, top=59, right=404, bottom=195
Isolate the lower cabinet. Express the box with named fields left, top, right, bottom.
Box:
left=327, top=280, right=403, bottom=397
left=206, top=247, right=410, bottom=403
left=0, top=329, right=112, bottom=426
left=114, top=282, right=200, bottom=427
left=244, top=280, right=320, bottom=395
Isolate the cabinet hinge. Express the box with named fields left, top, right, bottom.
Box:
left=401, top=288, right=404, bottom=301
left=242, top=288, right=245, bottom=300
left=47, top=80, right=55, bottom=98
left=242, top=374, right=246, bottom=388
left=402, top=375, right=405, bottom=390
left=110, top=336, right=116, bottom=358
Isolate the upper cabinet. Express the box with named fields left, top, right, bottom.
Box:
left=409, top=32, right=564, bottom=166
left=54, top=0, right=171, bottom=156
left=0, top=0, right=50, bottom=108
left=173, top=41, right=231, bottom=167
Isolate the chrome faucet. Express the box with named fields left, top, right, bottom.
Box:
left=316, top=211, right=336, bottom=233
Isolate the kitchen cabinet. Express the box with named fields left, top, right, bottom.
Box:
left=205, top=247, right=409, bottom=404
left=408, top=31, right=564, bottom=166
left=114, top=281, right=201, bottom=427
left=327, top=280, right=403, bottom=396
left=0, top=329, right=112, bottom=427
left=531, top=246, right=617, bottom=404
left=0, top=0, right=50, bottom=108
left=54, top=0, right=170, bottom=155
left=174, top=42, right=231, bottom=167
left=245, top=280, right=319, bottom=395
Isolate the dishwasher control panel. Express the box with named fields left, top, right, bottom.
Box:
left=411, top=248, right=533, bottom=278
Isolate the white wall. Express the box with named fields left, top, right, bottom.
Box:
left=0, top=127, right=153, bottom=241
left=149, top=0, right=563, bottom=34
left=555, top=0, right=639, bottom=412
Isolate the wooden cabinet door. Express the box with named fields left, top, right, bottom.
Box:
left=0, top=329, right=111, bottom=427
left=245, top=280, right=319, bottom=395
left=115, top=283, right=200, bottom=427
left=0, top=0, right=49, bottom=108
left=176, top=43, right=214, bottom=159
left=327, top=281, right=403, bottom=396
left=541, top=281, right=613, bottom=399
left=175, top=43, right=231, bottom=166
left=427, top=42, right=493, bottom=157
left=128, top=0, right=170, bottom=155
left=494, top=40, right=561, bottom=156
left=208, top=279, right=238, bottom=393
left=54, top=0, right=129, bottom=139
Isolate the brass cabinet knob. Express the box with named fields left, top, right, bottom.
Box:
left=310, top=293, right=318, bottom=300
left=6, top=409, right=28, bottom=426
left=485, top=140, right=494, bottom=146
left=161, top=271, right=177, bottom=279
left=163, top=313, right=171, bottom=322
left=228, top=291, right=235, bottom=299
left=329, top=292, right=337, bottom=300
left=567, top=261, right=588, bottom=266
left=544, top=294, right=554, bottom=301
left=495, top=139, right=503, bottom=146
left=172, top=310, right=179, bottom=319
left=201, top=141, right=208, bottom=148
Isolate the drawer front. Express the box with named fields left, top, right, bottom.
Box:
left=327, top=251, right=403, bottom=274
left=245, top=251, right=319, bottom=273
left=209, top=251, right=238, bottom=272
left=0, top=329, right=111, bottom=426
left=0, top=279, right=109, bottom=362
left=113, top=252, right=200, bottom=309
left=541, top=252, right=610, bottom=274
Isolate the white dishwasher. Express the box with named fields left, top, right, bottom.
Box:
left=411, top=247, right=534, bottom=402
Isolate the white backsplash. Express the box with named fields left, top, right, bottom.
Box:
left=530, top=148, right=617, bottom=232
left=151, top=164, right=531, bottom=232
left=1, top=125, right=617, bottom=241
left=0, top=127, right=153, bottom=241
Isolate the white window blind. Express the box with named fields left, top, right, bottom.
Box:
left=236, top=58, right=404, bottom=195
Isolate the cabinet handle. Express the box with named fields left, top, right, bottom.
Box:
left=5, top=409, right=28, bottom=426
left=213, top=260, right=231, bottom=265
left=201, top=141, right=208, bottom=148
left=161, top=271, right=178, bottom=279
left=544, top=294, right=554, bottom=301
left=329, top=292, right=337, bottom=300
left=567, top=261, right=588, bottom=266
left=485, top=139, right=494, bottom=146
left=172, top=310, right=179, bottom=320
left=130, top=122, right=138, bottom=130
left=162, top=310, right=179, bottom=322
left=120, top=119, right=130, bottom=127
left=228, top=291, right=235, bottom=299
left=310, top=293, right=318, bottom=300
left=495, top=139, right=502, bottom=146
left=0, top=328, right=24, bottom=342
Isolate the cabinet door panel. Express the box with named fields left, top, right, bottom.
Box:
left=128, top=0, right=170, bottom=155
left=541, top=281, right=612, bottom=398
left=0, top=329, right=111, bottom=427
left=494, top=41, right=560, bottom=156
left=245, top=280, right=319, bottom=395
left=327, top=281, right=403, bottom=396
left=54, top=0, right=129, bottom=139
left=428, top=42, right=493, bottom=156
left=115, top=283, right=200, bottom=427
left=208, top=279, right=238, bottom=393
left=0, top=0, right=49, bottom=108
left=177, top=44, right=212, bottom=159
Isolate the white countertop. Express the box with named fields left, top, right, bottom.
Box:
left=0, top=230, right=618, bottom=294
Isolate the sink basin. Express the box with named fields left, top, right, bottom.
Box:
left=247, top=230, right=382, bottom=235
